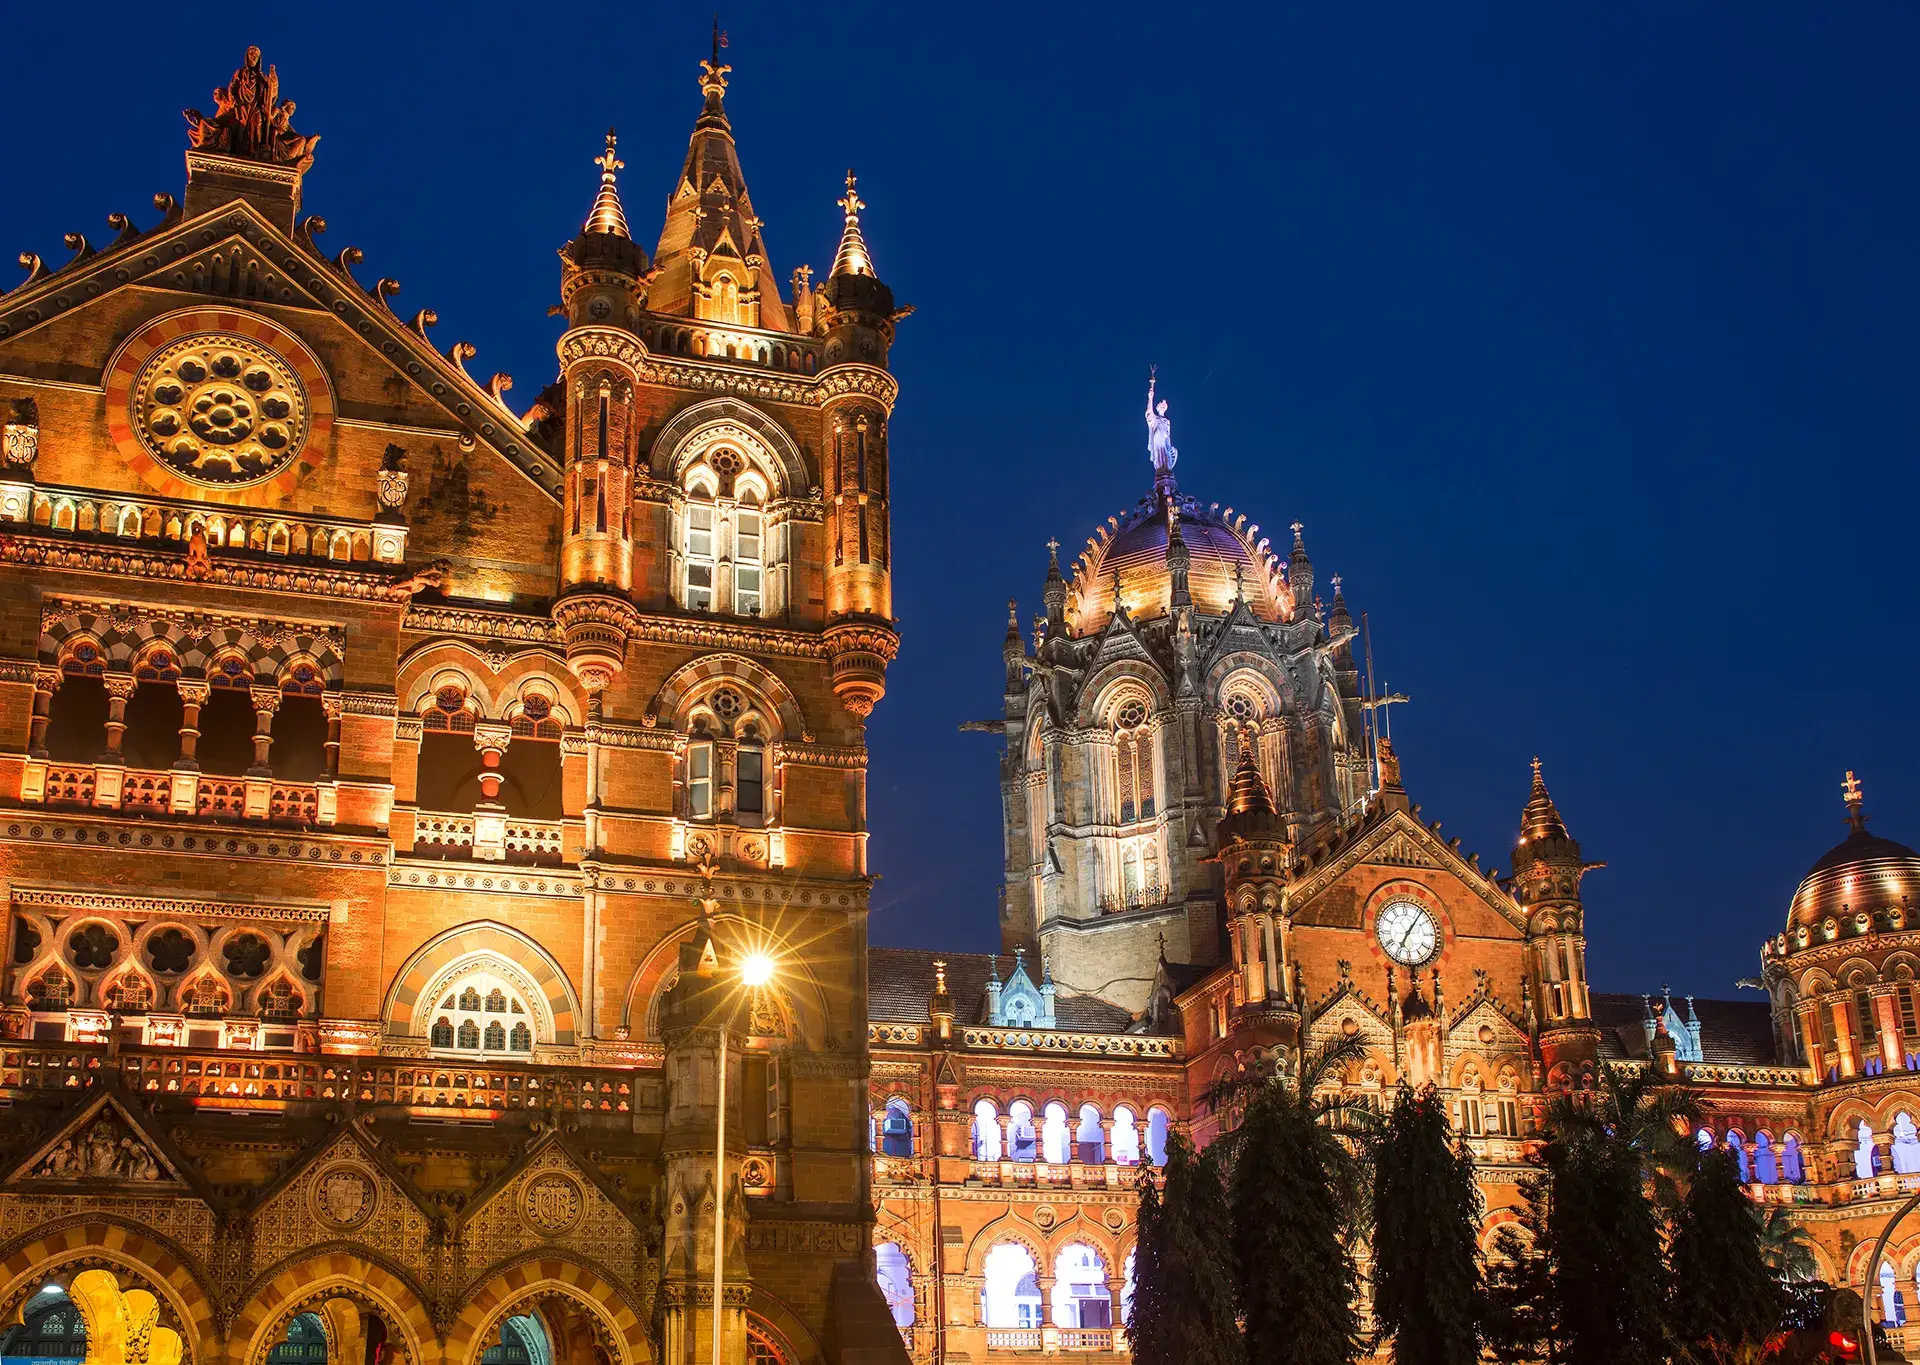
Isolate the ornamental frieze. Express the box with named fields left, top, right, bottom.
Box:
left=387, top=863, right=581, bottom=898
left=42, top=597, right=346, bottom=648
left=742, top=1220, right=864, bottom=1255
left=0, top=817, right=387, bottom=865
left=3, top=534, right=433, bottom=602
left=11, top=885, right=332, bottom=925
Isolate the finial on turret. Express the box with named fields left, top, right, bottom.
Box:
left=583, top=128, right=632, bottom=238
left=1844, top=769, right=1869, bottom=833
left=831, top=170, right=875, bottom=278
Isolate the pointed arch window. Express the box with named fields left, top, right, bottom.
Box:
left=430, top=970, right=536, bottom=1055
left=1112, top=697, right=1155, bottom=825
left=734, top=491, right=764, bottom=616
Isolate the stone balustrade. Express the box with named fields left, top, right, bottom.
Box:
left=23, top=760, right=334, bottom=826
left=5, top=482, right=407, bottom=565
left=410, top=810, right=568, bottom=865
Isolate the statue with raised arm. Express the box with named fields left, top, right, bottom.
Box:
left=1145, top=369, right=1178, bottom=474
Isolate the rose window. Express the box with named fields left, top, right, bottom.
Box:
left=711, top=687, right=744, bottom=721
left=222, top=933, right=270, bottom=979
left=131, top=334, right=310, bottom=485
left=1116, top=699, right=1147, bottom=731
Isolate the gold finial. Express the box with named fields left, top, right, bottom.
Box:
left=933, top=959, right=948, bottom=993
left=595, top=129, right=623, bottom=180
left=1844, top=769, right=1868, bottom=832
left=839, top=170, right=865, bottom=223
left=1531, top=755, right=1543, bottom=780
left=700, top=19, right=732, bottom=97
left=583, top=128, right=631, bottom=237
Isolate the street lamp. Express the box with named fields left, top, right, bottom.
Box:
left=714, top=950, right=777, bottom=1365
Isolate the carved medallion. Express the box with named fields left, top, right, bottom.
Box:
left=520, top=1171, right=584, bottom=1237
left=131, top=333, right=309, bottom=485
left=310, top=1164, right=377, bottom=1230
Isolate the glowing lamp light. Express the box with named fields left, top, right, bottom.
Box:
left=740, top=952, right=776, bottom=988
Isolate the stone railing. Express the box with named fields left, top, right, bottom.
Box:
left=24, top=761, right=334, bottom=826
left=1097, top=883, right=1167, bottom=916
left=942, top=1158, right=1145, bottom=1191
left=0, top=1042, right=653, bottom=1114
left=410, top=811, right=568, bottom=865
left=9, top=483, right=407, bottom=566
left=1058, top=1329, right=1116, bottom=1352
left=960, top=1028, right=1180, bottom=1059
left=868, top=1023, right=924, bottom=1046
left=984, top=1330, right=1042, bottom=1352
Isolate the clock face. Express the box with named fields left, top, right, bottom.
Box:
left=1375, top=900, right=1438, bottom=967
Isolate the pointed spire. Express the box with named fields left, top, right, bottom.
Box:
left=1043, top=537, right=1067, bottom=635
left=1003, top=598, right=1026, bottom=690
left=1521, top=756, right=1569, bottom=842
left=1328, top=572, right=1351, bottom=633
left=1288, top=521, right=1315, bottom=615
left=1228, top=748, right=1276, bottom=817
left=584, top=129, right=631, bottom=238
left=1165, top=499, right=1192, bottom=610
left=1843, top=769, right=1869, bottom=833
left=832, top=170, right=875, bottom=279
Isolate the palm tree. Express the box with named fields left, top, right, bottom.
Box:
left=1752, top=1204, right=1819, bottom=1284
left=1547, top=1061, right=1702, bottom=1206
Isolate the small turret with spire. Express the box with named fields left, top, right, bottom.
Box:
left=1003, top=599, right=1027, bottom=693
left=1042, top=538, right=1067, bottom=639
left=1512, top=757, right=1603, bottom=1049
left=822, top=170, right=900, bottom=367
left=1288, top=522, right=1315, bottom=623
left=560, top=128, right=647, bottom=327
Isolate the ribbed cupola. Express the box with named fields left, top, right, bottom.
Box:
left=645, top=44, right=792, bottom=330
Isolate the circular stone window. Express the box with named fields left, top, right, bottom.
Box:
left=131, top=333, right=311, bottom=486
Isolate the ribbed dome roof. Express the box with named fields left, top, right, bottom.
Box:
left=1789, top=825, right=1920, bottom=930
left=1068, top=492, right=1293, bottom=634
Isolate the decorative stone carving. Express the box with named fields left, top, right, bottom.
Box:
left=30, top=1113, right=164, bottom=1180
left=377, top=444, right=411, bottom=522
left=183, top=47, right=321, bottom=172
left=131, top=333, right=310, bottom=486
left=519, top=1171, right=585, bottom=1237
left=3, top=397, right=39, bottom=473
left=310, top=1163, right=378, bottom=1230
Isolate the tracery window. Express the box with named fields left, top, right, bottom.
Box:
left=1112, top=697, right=1155, bottom=824
left=429, top=971, right=535, bottom=1054
left=684, top=498, right=716, bottom=609
left=735, top=494, right=764, bottom=616
left=679, top=454, right=777, bottom=617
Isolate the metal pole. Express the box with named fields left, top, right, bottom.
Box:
left=1862, top=1182, right=1920, bottom=1364
left=713, top=1023, right=728, bottom=1365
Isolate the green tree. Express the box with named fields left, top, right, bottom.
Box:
left=1481, top=1092, right=1673, bottom=1365
left=1371, top=1084, right=1484, bottom=1365
left=1226, top=1037, right=1373, bottom=1365
left=1127, top=1131, right=1244, bottom=1365
left=1670, top=1147, right=1787, bottom=1364
left=1752, top=1204, right=1818, bottom=1285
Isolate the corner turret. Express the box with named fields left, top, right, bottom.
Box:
left=1513, top=757, right=1603, bottom=1076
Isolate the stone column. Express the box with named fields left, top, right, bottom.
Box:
left=175, top=680, right=208, bottom=770
left=472, top=720, right=513, bottom=861
left=321, top=695, right=343, bottom=777
left=248, top=687, right=279, bottom=777
left=101, top=675, right=136, bottom=762
left=27, top=669, right=57, bottom=758
left=716, top=739, right=737, bottom=818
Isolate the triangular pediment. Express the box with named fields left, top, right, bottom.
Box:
left=248, top=1127, right=439, bottom=1272
left=1448, top=994, right=1531, bottom=1051
left=5, top=1088, right=204, bottom=1197
left=0, top=197, right=562, bottom=508
left=1290, top=808, right=1529, bottom=934
left=455, top=1133, right=642, bottom=1282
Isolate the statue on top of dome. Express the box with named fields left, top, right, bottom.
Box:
left=1145, top=368, right=1178, bottom=475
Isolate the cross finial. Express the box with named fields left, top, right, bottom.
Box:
left=1531, top=755, right=1543, bottom=779
left=839, top=171, right=864, bottom=222
left=1291, top=520, right=1304, bottom=536
left=1330, top=572, right=1343, bottom=595
left=1844, top=769, right=1868, bottom=831
left=1045, top=535, right=1060, bottom=558
left=595, top=129, right=623, bottom=180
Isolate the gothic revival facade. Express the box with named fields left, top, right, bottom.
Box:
left=0, top=43, right=909, bottom=1365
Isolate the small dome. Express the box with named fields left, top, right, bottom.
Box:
left=1789, top=824, right=1920, bottom=930
left=1068, top=493, right=1292, bottom=634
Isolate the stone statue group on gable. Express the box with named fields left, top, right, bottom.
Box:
left=184, top=46, right=320, bottom=173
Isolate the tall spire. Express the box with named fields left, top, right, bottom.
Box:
left=584, top=129, right=631, bottom=238
left=1521, top=756, right=1569, bottom=842
left=1288, top=521, right=1315, bottom=620
left=832, top=171, right=875, bottom=278
left=1042, top=537, right=1067, bottom=636
left=646, top=39, right=792, bottom=329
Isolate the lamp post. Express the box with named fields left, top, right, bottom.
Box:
left=715, top=950, right=776, bottom=1365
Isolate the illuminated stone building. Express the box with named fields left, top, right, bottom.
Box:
left=0, top=41, right=910, bottom=1365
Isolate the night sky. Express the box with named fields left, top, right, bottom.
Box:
left=9, top=4, right=1919, bottom=1000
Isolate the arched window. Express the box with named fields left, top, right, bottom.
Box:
left=1220, top=687, right=1266, bottom=799
left=686, top=721, right=715, bottom=820
left=1050, top=1245, right=1112, bottom=1329
left=874, top=1242, right=915, bottom=1329
left=683, top=489, right=716, bottom=610
left=1883, top=1260, right=1909, bottom=1328
left=479, top=1315, right=548, bottom=1365
left=1111, top=696, right=1155, bottom=825
left=1725, top=1130, right=1750, bottom=1184
left=1008, top=1100, right=1038, bottom=1162
left=1894, top=1112, right=1920, bottom=1175
left=1041, top=1102, right=1071, bottom=1165
left=1783, top=1134, right=1805, bottom=1183
left=1856, top=1119, right=1880, bottom=1179
left=1111, top=1106, right=1141, bottom=1165
left=972, top=1099, right=1002, bottom=1161
left=1076, top=1103, right=1106, bottom=1164
left=880, top=1098, right=914, bottom=1157
left=1695, top=1127, right=1715, bottom=1152
left=429, top=970, right=536, bottom=1054
left=981, top=1244, right=1042, bottom=1329
left=498, top=692, right=565, bottom=821
left=1755, top=1132, right=1778, bottom=1184
left=266, top=1313, right=328, bottom=1365
left=735, top=490, right=763, bottom=616
left=1, top=1285, right=87, bottom=1362
left=1122, top=1248, right=1137, bottom=1328
left=710, top=273, right=740, bottom=325
left=1146, top=1107, right=1172, bottom=1166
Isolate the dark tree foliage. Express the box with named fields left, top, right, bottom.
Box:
left=1482, top=1131, right=1671, bottom=1365
left=1669, top=1147, right=1788, bottom=1364
left=1127, top=1131, right=1244, bottom=1365
left=1228, top=1040, right=1369, bottom=1365
left=1371, top=1084, right=1484, bottom=1365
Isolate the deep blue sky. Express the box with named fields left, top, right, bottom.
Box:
left=10, top=5, right=1919, bottom=999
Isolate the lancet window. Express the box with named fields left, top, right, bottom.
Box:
left=1112, top=697, right=1155, bottom=825
left=678, top=684, right=777, bottom=829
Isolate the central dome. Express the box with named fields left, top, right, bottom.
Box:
left=1788, top=820, right=1920, bottom=930
left=1067, top=492, right=1293, bottom=635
